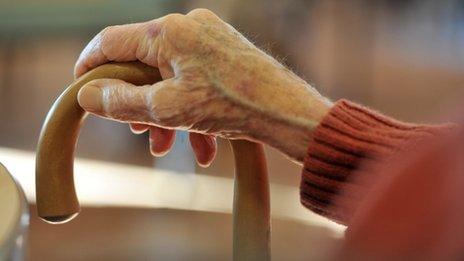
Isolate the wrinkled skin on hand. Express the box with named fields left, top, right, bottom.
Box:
left=75, top=9, right=331, bottom=166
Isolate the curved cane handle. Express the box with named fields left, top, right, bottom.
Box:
left=35, top=62, right=270, bottom=260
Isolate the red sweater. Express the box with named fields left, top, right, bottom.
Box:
left=300, top=99, right=463, bottom=259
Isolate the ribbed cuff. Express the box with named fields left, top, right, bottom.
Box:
left=300, top=99, right=450, bottom=224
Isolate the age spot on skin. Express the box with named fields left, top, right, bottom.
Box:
left=234, top=80, right=256, bottom=101
left=147, top=26, right=160, bottom=39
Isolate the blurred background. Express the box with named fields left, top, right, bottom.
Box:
left=0, top=0, right=463, bottom=260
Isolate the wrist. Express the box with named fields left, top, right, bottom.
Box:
left=224, top=56, right=332, bottom=162
left=246, top=84, right=332, bottom=163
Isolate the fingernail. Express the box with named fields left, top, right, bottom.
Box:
left=198, top=161, right=212, bottom=168
left=78, top=85, right=103, bottom=112
left=204, top=136, right=216, bottom=149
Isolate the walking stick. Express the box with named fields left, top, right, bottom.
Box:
left=36, top=62, right=270, bottom=260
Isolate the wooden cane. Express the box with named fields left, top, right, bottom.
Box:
left=35, top=62, right=270, bottom=260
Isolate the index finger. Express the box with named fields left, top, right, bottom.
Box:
left=73, top=19, right=163, bottom=78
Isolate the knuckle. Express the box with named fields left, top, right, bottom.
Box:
left=100, top=25, right=113, bottom=37
left=188, top=8, right=215, bottom=18
left=99, top=25, right=116, bottom=46
left=164, top=13, right=186, bottom=25
left=162, top=13, right=193, bottom=39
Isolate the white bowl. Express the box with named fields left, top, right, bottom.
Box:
left=0, top=163, right=29, bottom=261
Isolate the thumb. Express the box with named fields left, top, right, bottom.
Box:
left=77, top=78, right=159, bottom=123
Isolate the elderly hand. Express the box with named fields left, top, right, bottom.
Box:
left=75, top=9, right=332, bottom=166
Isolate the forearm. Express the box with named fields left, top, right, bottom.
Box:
left=299, top=100, right=454, bottom=224
left=247, top=83, right=453, bottom=224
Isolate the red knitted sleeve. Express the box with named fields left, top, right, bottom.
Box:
left=300, top=99, right=452, bottom=224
